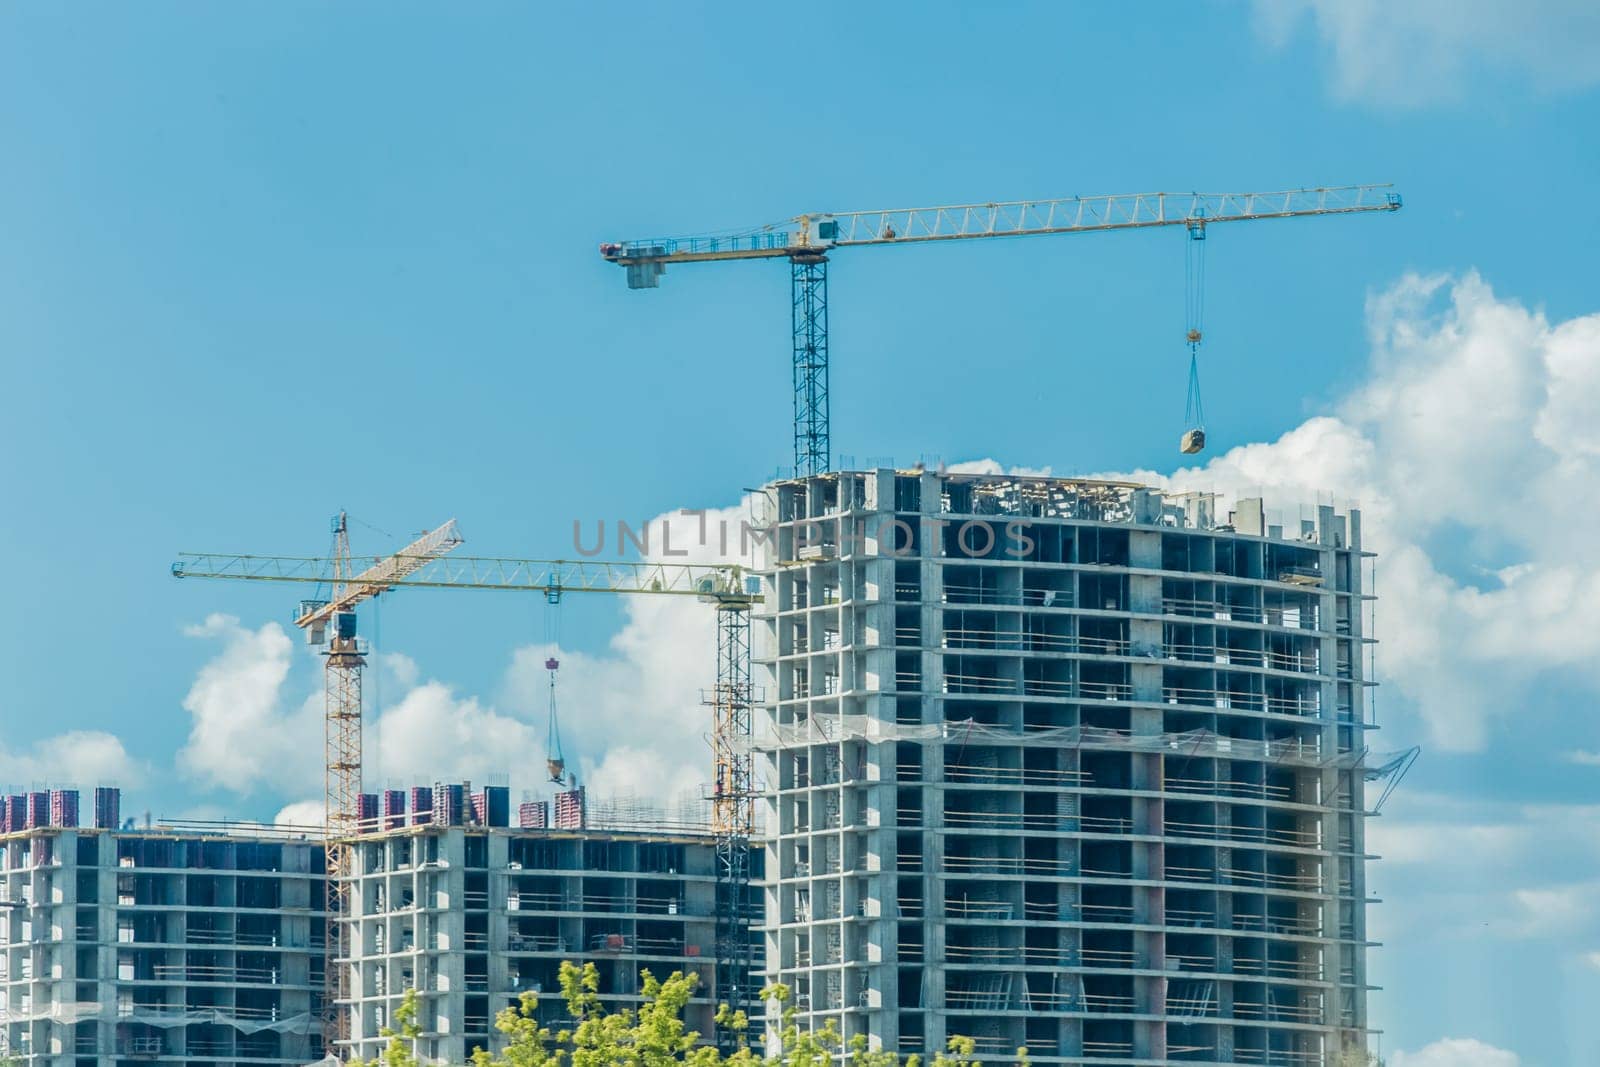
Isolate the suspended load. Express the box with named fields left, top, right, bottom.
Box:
left=1181, top=345, right=1206, bottom=454
left=1180, top=214, right=1208, bottom=455
left=544, top=655, right=566, bottom=784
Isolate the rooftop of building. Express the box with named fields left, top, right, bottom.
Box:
left=770, top=466, right=1363, bottom=551
left=0, top=783, right=725, bottom=847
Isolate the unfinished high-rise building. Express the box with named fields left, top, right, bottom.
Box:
left=0, top=789, right=326, bottom=1067
left=755, top=469, right=1375, bottom=1065
left=342, top=788, right=757, bottom=1063
left=1, top=783, right=760, bottom=1065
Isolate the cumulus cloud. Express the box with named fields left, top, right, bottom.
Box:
left=1392, top=1036, right=1520, bottom=1067
left=176, top=616, right=558, bottom=804
left=273, top=800, right=325, bottom=828
left=948, top=459, right=1055, bottom=478
left=1107, top=273, right=1600, bottom=751
left=178, top=614, right=321, bottom=795
left=172, top=503, right=750, bottom=810
left=380, top=651, right=420, bottom=690
left=370, top=680, right=543, bottom=788
left=503, top=500, right=760, bottom=802
left=0, top=730, right=145, bottom=790
left=174, top=273, right=1598, bottom=808
left=1254, top=0, right=1600, bottom=106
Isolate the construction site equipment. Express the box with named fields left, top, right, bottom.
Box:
left=177, top=514, right=462, bottom=1051
left=544, top=655, right=566, bottom=784
left=172, top=537, right=759, bottom=1055
left=602, top=185, right=1403, bottom=474
left=1181, top=209, right=1208, bottom=454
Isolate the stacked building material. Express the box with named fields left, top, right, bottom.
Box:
left=518, top=800, right=549, bottom=828
left=382, top=790, right=407, bottom=830
left=357, top=793, right=380, bottom=832
left=554, top=787, right=585, bottom=829
left=478, top=785, right=510, bottom=827
left=432, top=782, right=466, bottom=827
left=49, top=788, right=79, bottom=828
left=25, top=791, right=47, bottom=829
left=93, top=785, right=121, bottom=829
left=410, top=785, right=433, bottom=826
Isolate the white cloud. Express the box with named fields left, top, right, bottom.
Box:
left=1568, top=750, right=1600, bottom=767
left=1507, top=884, right=1595, bottom=938
left=948, top=459, right=1054, bottom=478
left=1365, top=791, right=1600, bottom=950
left=273, top=800, right=325, bottom=828
left=1368, top=793, right=1600, bottom=876
left=0, top=730, right=144, bottom=790
left=177, top=614, right=321, bottom=795
left=1367, top=819, right=1520, bottom=869
left=582, top=747, right=705, bottom=812
left=370, top=680, right=543, bottom=789
left=380, top=651, right=420, bottom=690
left=501, top=501, right=758, bottom=802
left=1106, top=273, right=1600, bottom=751
left=175, top=273, right=1599, bottom=809
left=1254, top=0, right=1600, bottom=106
left=1392, top=1036, right=1520, bottom=1067
left=173, top=504, right=746, bottom=810
left=176, top=617, right=558, bottom=804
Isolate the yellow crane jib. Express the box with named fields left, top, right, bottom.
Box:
left=173, top=551, right=755, bottom=604
left=172, top=530, right=761, bottom=1051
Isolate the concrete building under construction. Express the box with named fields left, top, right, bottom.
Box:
left=754, top=468, right=1377, bottom=1066
left=1, top=784, right=758, bottom=1066
left=0, top=790, right=326, bottom=1067
left=8, top=467, right=1383, bottom=1067
left=341, top=815, right=735, bottom=1062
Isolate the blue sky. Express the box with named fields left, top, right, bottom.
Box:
left=2, top=4, right=1598, bottom=1064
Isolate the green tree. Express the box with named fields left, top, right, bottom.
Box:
left=759, top=984, right=1003, bottom=1067
left=471, top=961, right=727, bottom=1067
left=468, top=990, right=559, bottom=1067
left=354, top=986, right=423, bottom=1067
left=370, top=962, right=1001, bottom=1067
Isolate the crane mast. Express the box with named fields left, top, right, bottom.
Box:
left=602, top=183, right=1403, bottom=474
left=173, top=535, right=760, bottom=1056
left=707, top=599, right=756, bottom=1018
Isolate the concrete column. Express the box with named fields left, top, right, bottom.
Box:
left=1130, top=705, right=1166, bottom=1061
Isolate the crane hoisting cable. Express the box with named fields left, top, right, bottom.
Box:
left=543, top=593, right=566, bottom=784
left=544, top=655, right=566, bottom=784
left=603, top=184, right=1402, bottom=473
left=1180, top=212, right=1208, bottom=455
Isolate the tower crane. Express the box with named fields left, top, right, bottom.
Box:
left=601, top=184, right=1403, bottom=473
left=175, top=513, right=463, bottom=1051
left=173, top=529, right=760, bottom=1056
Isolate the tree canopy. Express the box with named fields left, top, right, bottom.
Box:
left=353, top=962, right=1024, bottom=1067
